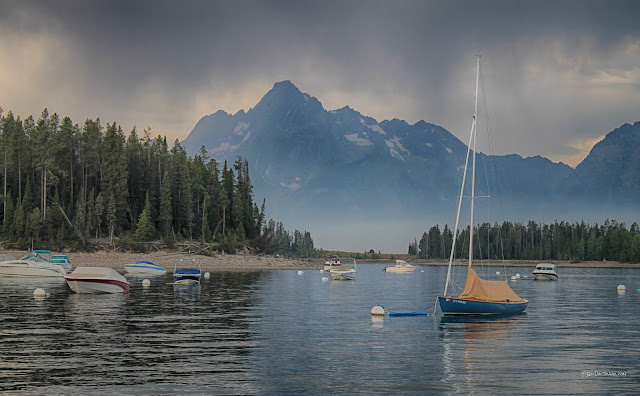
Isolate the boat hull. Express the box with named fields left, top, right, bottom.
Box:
left=329, top=269, right=355, bottom=280
left=384, top=267, right=416, bottom=273
left=438, top=296, right=527, bottom=315
left=533, top=272, right=558, bottom=281
left=173, top=269, right=201, bottom=284
left=124, top=264, right=167, bottom=275
left=65, top=279, right=130, bottom=294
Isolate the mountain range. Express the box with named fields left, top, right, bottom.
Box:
left=182, top=81, right=639, bottom=252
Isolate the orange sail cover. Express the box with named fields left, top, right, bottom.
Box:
left=458, top=267, right=527, bottom=303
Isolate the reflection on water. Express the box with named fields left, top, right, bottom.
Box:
left=0, top=266, right=639, bottom=394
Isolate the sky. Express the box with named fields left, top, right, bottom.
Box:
left=1, top=0, right=640, bottom=168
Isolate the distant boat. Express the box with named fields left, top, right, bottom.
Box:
left=330, top=259, right=356, bottom=281
left=0, top=250, right=69, bottom=278
left=172, top=259, right=201, bottom=285
left=385, top=259, right=416, bottom=273
left=532, top=263, right=558, bottom=281
left=65, top=267, right=130, bottom=294
left=324, top=255, right=341, bottom=271
left=437, top=57, right=528, bottom=316
left=124, top=260, right=167, bottom=275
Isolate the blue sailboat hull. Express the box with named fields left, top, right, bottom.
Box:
left=438, top=296, right=527, bottom=315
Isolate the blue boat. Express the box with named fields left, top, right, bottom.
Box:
left=173, top=268, right=201, bottom=285
left=124, top=260, right=167, bottom=275
left=437, top=57, right=527, bottom=316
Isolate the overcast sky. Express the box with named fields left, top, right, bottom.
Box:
left=1, top=0, right=639, bottom=166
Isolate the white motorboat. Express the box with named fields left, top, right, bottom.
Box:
left=532, top=263, right=558, bottom=281
left=385, top=259, right=416, bottom=273
left=324, top=255, right=341, bottom=271
left=65, top=267, right=130, bottom=293
left=124, top=260, right=167, bottom=275
left=330, top=259, right=356, bottom=281
left=0, top=250, right=68, bottom=278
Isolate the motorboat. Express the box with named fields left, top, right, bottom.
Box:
left=124, top=260, right=167, bottom=275
left=330, top=259, right=356, bottom=281
left=385, top=259, right=416, bottom=273
left=532, top=263, right=558, bottom=281
left=324, top=255, right=341, bottom=271
left=49, top=254, right=72, bottom=270
left=0, top=250, right=69, bottom=278
left=172, top=259, right=201, bottom=285
left=65, top=267, right=130, bottom=293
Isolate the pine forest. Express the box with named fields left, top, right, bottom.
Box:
left=410, top=219, right=640, bottom=264
left=0, top=108, right=316, bottom=257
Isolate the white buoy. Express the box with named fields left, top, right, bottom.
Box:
left=421, top=270, right=424, bottom=273
left=142, top=279, right=151, bottom=287
left=33, top=288, right=47, bottom=299
left=511, top=275, right=517, bottom=281
left=617, top=284, right=626, bottom=292
left=322, top=277, right=328, bottom=281
left=298, top=270, right=304, bottom=275
left=204, top=272, right=211, bottom=279
left=516, top=273, right=521, bottom=279
left=371, top=305, right=385, bottom=316
left=496, top=271, right=500, bottom=275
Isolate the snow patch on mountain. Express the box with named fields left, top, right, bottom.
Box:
left=210, top=131, right=252, bottom=154
left=345, top=133, right=373, bottom=146
left=370, top=124, right=386, bottom=135
left=233, top=122, right=250, bottom=136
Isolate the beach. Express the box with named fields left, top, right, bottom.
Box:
left=2, top=250, right=318, bottom=272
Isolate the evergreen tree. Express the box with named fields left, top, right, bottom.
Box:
left=159, top=171, right=172, bottom=237
left=134, top=192, right=156, bottom=241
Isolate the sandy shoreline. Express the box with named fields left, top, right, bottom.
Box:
left=2, top=250, right=638, bottom=271
left=3, top=250, right=318, bottom=272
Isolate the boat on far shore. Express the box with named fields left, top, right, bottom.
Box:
left=124, top=260, right=167, bottom=275
left=532, top=263, right=558, bottom=281
left=172, top=259, right=201, bottom=285
left=324, top=255, right=341, bottom=271
left=385, top=260, right=416, bottom=273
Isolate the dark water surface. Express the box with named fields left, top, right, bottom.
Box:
left=0, top=265, right=638, bottom=394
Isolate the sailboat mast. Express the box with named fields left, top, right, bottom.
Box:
left=442, top=57, right=479, bottom=297
left=468, top=57, right=480, bottom=268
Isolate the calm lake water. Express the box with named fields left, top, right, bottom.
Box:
left=1, top=264, right=638, bottom=394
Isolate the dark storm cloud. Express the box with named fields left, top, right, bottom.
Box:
left=2, top=0, right=640, bottom=165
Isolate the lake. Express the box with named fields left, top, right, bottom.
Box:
left=0, top=264, right=638, bottom=394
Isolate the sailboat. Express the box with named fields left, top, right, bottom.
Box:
left=437, top=57, right=528, bottom=315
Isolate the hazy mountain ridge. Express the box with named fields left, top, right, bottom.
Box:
left=182, top=81, right=638, bottom=250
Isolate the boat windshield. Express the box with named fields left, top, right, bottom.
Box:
left=20, top=251, right=51, bottom=262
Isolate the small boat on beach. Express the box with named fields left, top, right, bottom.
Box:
left=0, top=250, right=70, bottom=278
left=330, top=259, right=356, bottom=281
left=124, top=260, right=167, bottom=275
left=532, top=263, right=558, bottom=281
left=385, top=260, right=416, bottom=273
left=65, top=267, right=130, bottom=294
left=324, top=255, right=341, bottom=271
